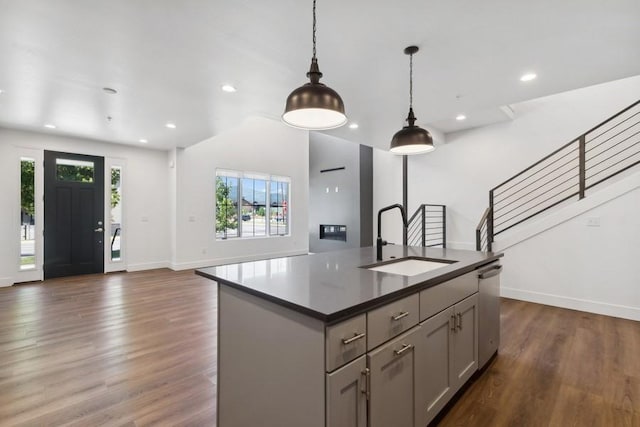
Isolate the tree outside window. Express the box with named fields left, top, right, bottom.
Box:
left=216, top=176, right=239, bottom=239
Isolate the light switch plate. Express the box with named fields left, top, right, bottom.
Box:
left=587, top=217, right=601, bottom=227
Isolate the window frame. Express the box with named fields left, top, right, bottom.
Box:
left=215, top=170, right=291, bottom=240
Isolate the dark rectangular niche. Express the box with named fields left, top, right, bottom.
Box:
left=319, top=224, right=347, bottom=241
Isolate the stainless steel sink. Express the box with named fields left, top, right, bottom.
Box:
left=363, top=257, right=455, bottom=277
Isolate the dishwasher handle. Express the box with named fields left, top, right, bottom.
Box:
left=478, top=264, right=502, bottom=279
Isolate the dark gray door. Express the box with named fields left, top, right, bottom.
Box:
left=44, top=151, right=104, bottom=279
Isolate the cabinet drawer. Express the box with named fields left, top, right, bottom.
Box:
left=420, top=270, right=478, bottom=321
left=367, top=294, right=419, bottom=351
left=326, top=314, right=367, bottom=372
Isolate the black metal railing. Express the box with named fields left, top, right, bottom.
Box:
left=475, top=99, right=640, bottom=251
left=407, top=204, right=446, bottom=248
left=475, top=207, right=491, bottom=251
left=111, top=227, right=121, bottom=252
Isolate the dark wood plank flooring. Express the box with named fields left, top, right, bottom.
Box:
left=439, top=298, right=640, bottom=426
left=0, top=269, right=638, bottom=426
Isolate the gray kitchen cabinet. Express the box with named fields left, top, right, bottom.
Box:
left=206, top=246, right=502, bottom=427
left=326, top=355, right=368, bottom=427
left=452, top=293, right=479, bottom=390
left=416, top=293, right=478, bottom=426
left=368, top=326, right=422, bottom=427
left=415, top=307, right=455, bottom=427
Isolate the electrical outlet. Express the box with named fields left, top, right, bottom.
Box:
left=586, top=217, right=601, bottom=227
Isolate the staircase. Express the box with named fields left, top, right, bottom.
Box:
left=476, top=99, right=640, bottom=251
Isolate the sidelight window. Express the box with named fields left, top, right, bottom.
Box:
left=110, top=166, right=122, bottom=262
left=20, top=158, right=36, bottom=270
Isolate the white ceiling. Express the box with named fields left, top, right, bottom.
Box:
left=0, top=0, right=638, bottom=151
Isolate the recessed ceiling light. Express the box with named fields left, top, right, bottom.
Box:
left=0, top=89, right=4, bottom=94
left=102, top=87, right=118, bottom=94
left=44, top=124, right=56, bottom=129
left=165, top=122, right=176, bottom=129
left=139, top=138, right=148, bottom=144
left=221, top=84, right=237, bottom=93
left=349, top=123, right=359, bottom=129
left=455, top=114, right=466, bottom=121
left=520, top=73, right=537, bottom=82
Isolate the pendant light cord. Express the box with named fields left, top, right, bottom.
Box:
left=409, top=52, right=413, bottom=109
left=312, top=0, right=317, bottom=60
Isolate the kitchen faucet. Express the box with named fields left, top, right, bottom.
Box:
left=377, top=203, right=408, bottom=261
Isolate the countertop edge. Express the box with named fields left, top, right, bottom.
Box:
left=196, top=252, right=503, bottom=325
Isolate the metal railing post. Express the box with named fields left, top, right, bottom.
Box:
left=488, top=191, right=494, bottom=252
left=578, top=135, right=586, bottom=199
left=421, top=205, right=426, bottom=247
left=442, top=205, right=447, bottom=248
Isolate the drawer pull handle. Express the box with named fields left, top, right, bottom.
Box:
left=451, top=315, right=456, bottom=332
left=391, top=311, right=410, bottom=321
left=457, top=313, right=463, bottom=330
left=394, top=343, right=413, bottom=356
left=342, top=332, right=366, bottom=345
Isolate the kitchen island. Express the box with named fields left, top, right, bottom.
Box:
left=197, top=245, right=503, bottom=427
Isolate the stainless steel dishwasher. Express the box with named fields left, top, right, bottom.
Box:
left=477, top=261, right=502, bottom=368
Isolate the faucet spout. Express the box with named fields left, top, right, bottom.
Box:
left=376, top=204, right=408, bottom=261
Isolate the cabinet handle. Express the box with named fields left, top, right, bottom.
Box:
left=391, top=311, right=410, bottom=321
left=451, top=315, right=456, bottom=332
left=342, top=332, right=366, bottom=345
left=361, top=368, right=370, bottom=400
left=394, top=343, right=413, bottom=356
left=457, top=313, right=462, bottom=330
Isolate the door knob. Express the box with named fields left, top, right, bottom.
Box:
left=94, top=227, right=103, bottom=232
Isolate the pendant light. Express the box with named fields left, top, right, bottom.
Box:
left=390, top=46, right=434, bottom=155
left=282, top=0, right=347, bottom=130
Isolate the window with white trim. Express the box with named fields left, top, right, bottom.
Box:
left=216, top=170, right=290, bottom=240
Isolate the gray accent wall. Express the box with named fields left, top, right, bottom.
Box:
left=309, top=133, right=373, bottom=253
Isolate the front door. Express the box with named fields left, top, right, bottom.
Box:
left=44, top=151, right=105, bottom=279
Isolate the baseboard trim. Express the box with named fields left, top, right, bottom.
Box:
left=0, top=277, right=13, bottom=287
left=170, top=250, right=309, bottom=271
left=127, top=261, right=170, bottom=272
left=501, top=286, right=640, bottom=322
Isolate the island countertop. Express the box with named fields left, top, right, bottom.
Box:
left=196, top=246, right=502, bottom=324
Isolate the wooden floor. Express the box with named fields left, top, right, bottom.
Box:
left=0, top=269, right=638, bottom=426
left=439, top=299, right=640, bottom=427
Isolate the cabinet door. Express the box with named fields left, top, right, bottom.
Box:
left=415, top=307, right=455, bottom=427
left=326, top=355, right=367, bottom=427
left=367, top=326, right=421, bottom=427
left=453, top=293, right=479, bottom=391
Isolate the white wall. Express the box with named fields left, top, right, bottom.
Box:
left=0, top=127, right=171, bottom=285
left=499, top=172, right=640, bottom=320
left=374, top=75, right=640, bottom=249
left=171, top=117, right=309, bottom=269
left=373, top=75, right=640, bottom=320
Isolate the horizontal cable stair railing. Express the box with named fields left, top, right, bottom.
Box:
left=407, top=204, right=446, bottom=248
left=476, top=99, right=640, bottom=251
left=475, top=207, right=491, bottom=252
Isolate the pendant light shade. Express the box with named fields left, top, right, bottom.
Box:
left=282, top=0, right=347, bottom=130
left=390, top=46, right=434, bottom=155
